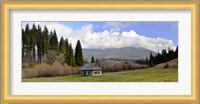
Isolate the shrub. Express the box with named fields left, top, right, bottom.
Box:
left=56, top=54, right=65, bottom=65
left=28, top=63, right=36, bottom=68
left=164, top=63, right=169, bottom=68
left=22, top=61, right=81, bottom=78
left=22, top=68, right=32, bottom=78
left=101, top=62, right=149, bottom=72
left=46, top=50, right=56, bottom=65
left=36, top=63, right=52, bottom=77
left=51, top=61, right=65, bottom=77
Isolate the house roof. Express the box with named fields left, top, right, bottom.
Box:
left=81, top=63, right=103, bottom=71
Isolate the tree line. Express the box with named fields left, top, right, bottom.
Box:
left=135, top=47, right=178, bottom=66
left=22, top=23, right=84, bottom=67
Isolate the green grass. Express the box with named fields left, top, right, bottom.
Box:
left=22, top=68, right=178, bottom=82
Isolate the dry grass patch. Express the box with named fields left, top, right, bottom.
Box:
left=22, top=62, right=80, bottom=78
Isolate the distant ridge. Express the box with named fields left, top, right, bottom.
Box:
left=82, top=46, right=156, bottom=60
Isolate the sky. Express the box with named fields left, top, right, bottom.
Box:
left=22, top=21, right=178, bottom=52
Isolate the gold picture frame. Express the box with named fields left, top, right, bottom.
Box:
left=1, top=1, right=199, bottom=103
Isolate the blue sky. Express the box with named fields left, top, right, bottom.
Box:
left=59, top=21, right=178, bottom=46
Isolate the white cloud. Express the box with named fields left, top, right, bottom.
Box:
left=22, top=22, right=176, bottom=52
left=45, top=23, right=73, bottom=40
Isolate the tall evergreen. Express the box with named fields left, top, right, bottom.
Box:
left=91, top=56, right=95, bottom=63
left=36, top=25, right=42, bottom=63
left=69, top=44, right=76, bottom=67
left=53, top=30, right=58, bottom=51
left=42, top=26, right=49, bottom=55
left=156, top=52, right=161, bottom=64
left=30, top=23, right=37, bottom=62
left=175, top=46, right=178, bottom=58
left=161, top=49, right=167, bottom=62
left=24, top=24, right=31, bottom=62
left=149, top=53, right=154, bottom=66
left=168, top=47, right=175, bottom=61
left=49, top=31, right=54, bottom=50
left=22, top=29, right=25, bottom=62
left=64, top=38, right=70, bottom=65
left=75, top=40, right=84, bottom=66
left=59, top=37, right=65, bottom=53
left=49, top=30, right=58, bottom=51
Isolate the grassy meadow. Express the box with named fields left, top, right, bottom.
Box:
left=23, top=67, right=178, bottom=82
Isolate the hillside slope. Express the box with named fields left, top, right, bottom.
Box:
left=154, top=58, right=178, bottom=69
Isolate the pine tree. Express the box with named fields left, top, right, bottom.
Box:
left=49, top=31, right=54, bottom=50
left=149, top=53, right=154, bottom=66
left=42, top=26, right=49, bottom=55
left=69, top=44, right=76, bottom=67
left=168, top=47, right=175, bottom=61
left=22, top=29, right=25, bottom=62
left=156, top=52, right=161, bottom=64
left=24, top=24, right=31, bottom=62
left=91, top=56, right=95, bottom=63
left=49, top=30, right=58, bottom=51
left=53, top=30, right=58, bottom=52
left=75, top=40, right=84, bottom=66
left=59, top=37, right=65, bottom=54
left=36, top=25, right=42, bottom=63
left=64, top=38, right=70, bottom=65
left=175, top=46, right=178, bottom=58
left=30, top=23, right=37, bottom=62
left=161, top=49, right=167, bottom=62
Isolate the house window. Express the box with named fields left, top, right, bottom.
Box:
left=95, top=72, right=98, bottom=74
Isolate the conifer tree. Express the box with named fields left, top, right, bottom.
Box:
left=69, top=44, right=76, bottom=67
left=24, top=24, right=30, bottom=62
left=75, top=40, right=84, bottom=66
left=36, top=25, right=42, bottom=63
left=149, top=53, right=154, bottom=66
left=49, top=30, right=58, bottom=51
left=49, top=31, right=54, bottom=50
left=168, top=47, right=175, bottom=61
left=59, top=37, right=65, bottom=53
left=64, top=38, right=70, bottom=65
left=42, top=26, right=49, bottom=55
left=156, top=52, right=161, bottom=64
left=175, top=46, right=178, bottom=58
left=161, top=49, right=167, bottom=62
left=30, top=23, right=37, bottom=62
left=22, top=29, right=25, bottom=62
left=91, top=56, right=95, bottom=63
left=53, top=30, right=58, bottom=51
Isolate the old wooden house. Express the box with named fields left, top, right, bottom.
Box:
left=80, top=63, right=103, bottom=76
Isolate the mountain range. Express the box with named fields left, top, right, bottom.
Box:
left=82, top=47, right=156, bottom=61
